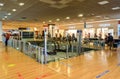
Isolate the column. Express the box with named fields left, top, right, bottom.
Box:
left=0, top=21, right=3, bottom=41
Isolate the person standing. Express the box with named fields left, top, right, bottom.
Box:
left=4, top=33, right=10, bottom=46
left=107, top=33, right=113, bottom=50
left=104, top=34, right=108, bottom=44
left=72, top=33, right=76, bottom=42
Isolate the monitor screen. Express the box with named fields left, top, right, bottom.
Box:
left=22, top=31, right=34, bottom=38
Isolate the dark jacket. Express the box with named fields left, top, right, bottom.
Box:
left=107, top=35, right=113, bottom=42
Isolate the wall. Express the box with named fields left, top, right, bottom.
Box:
left=63, top=19, right=119, bottom=38
left=2, top=19, right=120, bottom=38
left=2, top=21, right=44, bottom=33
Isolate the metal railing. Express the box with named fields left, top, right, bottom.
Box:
left=2, top=36, right=105, bottom=64
left=2, top=36, right=47, bottom=64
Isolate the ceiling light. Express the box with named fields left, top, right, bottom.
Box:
left=2, top=18, right=5, bottom=20
left=96, top=16, right=101, bottom=17
left=0, top=3, right=4, bottom=6
left=4, top=16, right=7, bottom=18
left=56, top=18, right=60, bottom=21
left=12, top=9, right=16, bottom=12
left=98, top=1, right=109, bottom=5
left=78, top=14, right=83, bottom=17
left=19, top=3, right=24, bottom=6
left=43, top=21, right=46, bottom=24
left=49, top=20, right=52, bottom=22
left=112, top=7, right=120, bottom=10
left=8, top=13, right=11, bottom=15
left=66, top=17, right=70, bottom=19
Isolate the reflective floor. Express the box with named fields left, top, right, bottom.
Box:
left=0, top=42, right=120, bottom=79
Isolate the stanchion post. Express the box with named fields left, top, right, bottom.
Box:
left=72, top=44, right=73, bottom=53
left=66, top=45, right=69, bottom=58
left=41, top=48, right=44, bottom=64
left=44, top=28, right=48, bottom=64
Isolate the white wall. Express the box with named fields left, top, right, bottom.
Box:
left=0, top=21, right=3, bottom=41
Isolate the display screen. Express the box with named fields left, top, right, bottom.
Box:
left=22, top=31, right=34, bottom=38
left=18, top=28, right=27, bottom=30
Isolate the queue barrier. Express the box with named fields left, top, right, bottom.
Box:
left=2, top=36, right=47, bottom=64
left=2, top=36, right=105, bottom=64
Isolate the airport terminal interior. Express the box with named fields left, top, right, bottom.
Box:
left=0, top=0, right=120, bottom=79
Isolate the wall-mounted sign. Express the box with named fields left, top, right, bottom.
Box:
left=99, top=24, right=111, bottom=27
left=86, top=24, right=93, bottom=28
left=68, top=25, right=76, bottom=29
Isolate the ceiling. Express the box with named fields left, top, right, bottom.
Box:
left=0, top=0, right=120, bottom=24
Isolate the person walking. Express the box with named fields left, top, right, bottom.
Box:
left=107, top=33, right=113, bottom=50
left=4, top=32, right=10, bottom=46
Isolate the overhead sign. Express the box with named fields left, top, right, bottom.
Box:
left=86, top=24, right=93, bottom=28
left=99, top=23, right=111, bottom=27
left=69, top=25, right=76, bottom=29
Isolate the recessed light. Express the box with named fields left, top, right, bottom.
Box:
left=98, top=1, right=109, bottom=5
left=112, top=7, right=120, bottom=10
left=43, top=21, right=46, bottom=24
left=8, top=13, right=11, bottom=15
left=0, top=3, right=4, bottom=6
left=78, top=14, right=83, bottom=17
left=2, top=18, right=5, bottom=20
left=19, top=3, right=24, bottom=6
left=4, top=16, right=7, bottom=18
left=56, top=18, right=60, bottom=21
left=66, top=17, right=70, bottom=19
left=96, top=16, right=101, bottom=17
left=12, top=9, right=16, bottom=12
left=49, top=20, right=52, bottom=22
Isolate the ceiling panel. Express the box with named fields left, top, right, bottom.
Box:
left=0, top=0, right=120, bottom=23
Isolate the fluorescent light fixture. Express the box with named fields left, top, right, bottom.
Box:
left=0, top=3, right=4, bottom=6
left=56, top=18, right=60, bottom=21
left=12, top=9, right=16, bottom=12
left=66, top=17, right=70, bottom=19
left=112, top=7, right=120, bottom=10
left=19, top=3, right=24, bottom=6
left=8, top=13, right=11, bottom=15
left=78, top=14, right=83, bottom=17
left=98, top=1, right=109, bottom=5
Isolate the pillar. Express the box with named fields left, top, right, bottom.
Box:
left=0, top=21, right=3, bottom=41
